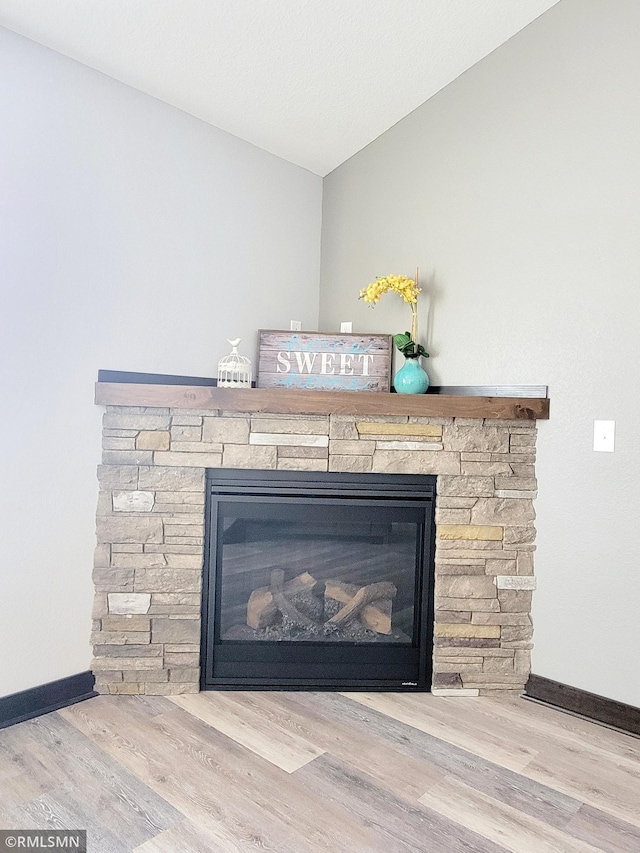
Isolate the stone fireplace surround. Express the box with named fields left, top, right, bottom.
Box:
left=92, top=383, right=546, bottom=697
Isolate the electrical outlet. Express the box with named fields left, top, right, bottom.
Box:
left=593, top=420, right=615, bottom=452
left=340, top=321, right=353, bottom=333
left=290, top=320, right=302, bottom=331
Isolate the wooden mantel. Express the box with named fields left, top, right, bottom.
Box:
left=95, top=382, right=549, bottom=420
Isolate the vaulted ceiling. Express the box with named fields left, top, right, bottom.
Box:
left=0, top=0, right=560, bottom=175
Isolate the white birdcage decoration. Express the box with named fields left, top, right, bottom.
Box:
left=217, top=338, right=252, bottom=388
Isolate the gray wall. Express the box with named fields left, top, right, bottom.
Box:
left=320, top=0, right=640, bottom=706
left=0, top=28, right=322, bottom=698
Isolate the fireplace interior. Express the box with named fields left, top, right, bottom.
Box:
left=201, top=469, right=436, bottom=690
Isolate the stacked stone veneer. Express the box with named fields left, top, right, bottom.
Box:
left=92, top=405, right=538, bottom=696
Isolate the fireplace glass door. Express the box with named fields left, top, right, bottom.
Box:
left=202, top=469, right=436, bottom=690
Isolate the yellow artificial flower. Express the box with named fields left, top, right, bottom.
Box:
left=358, top=272, right=425, bottom=354
left=359, top=274, right=420, bottom=306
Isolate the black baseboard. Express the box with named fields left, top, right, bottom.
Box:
left=0, top=671, right=97, bottom=730
left=525, top=674, right=640, bottom=737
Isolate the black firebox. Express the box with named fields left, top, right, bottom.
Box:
left=201, top=469, right=436, bottom=691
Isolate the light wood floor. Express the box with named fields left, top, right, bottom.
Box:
left=1, top=691, right=639, bottom=852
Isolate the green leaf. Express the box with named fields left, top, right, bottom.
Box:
left=393, top=332, right=429, bottom=358
left=393, top=332, right=412, bottom=351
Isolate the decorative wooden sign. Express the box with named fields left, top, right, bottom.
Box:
left=257, top=330, right=392, bottom=392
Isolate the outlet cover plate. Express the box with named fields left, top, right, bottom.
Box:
left=593, top=420, right=615, bottom=452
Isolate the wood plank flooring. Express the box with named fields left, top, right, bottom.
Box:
left=0, top=691, right=638, bottom=852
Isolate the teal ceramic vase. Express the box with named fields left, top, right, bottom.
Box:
left=394, top=356, right=430, bottom=394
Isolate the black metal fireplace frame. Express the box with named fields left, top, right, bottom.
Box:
left=200, top=468, right=436, bottom=691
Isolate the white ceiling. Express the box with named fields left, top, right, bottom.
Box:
left=0, top=0, right=560, bottom=176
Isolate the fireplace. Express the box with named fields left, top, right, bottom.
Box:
left=92, top=380, right=547, bottom=696
left=201, top=469, right=436, bottom=690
